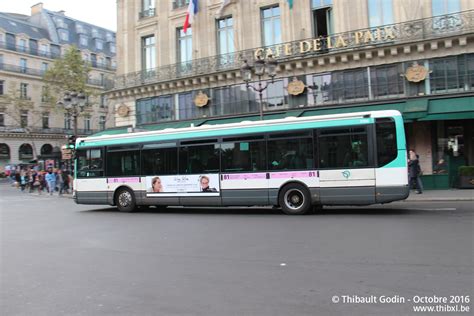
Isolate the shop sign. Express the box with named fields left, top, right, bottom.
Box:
left=287, top=78, right=306, bottom=96
left=253, top=26, right=397, bottom=60
left=404, top=62, right=431, bottom=82
left=117, top=103, right=130, bottom=117
left=194, top=91, right=209, bottom=107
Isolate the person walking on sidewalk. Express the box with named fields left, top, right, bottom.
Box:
left=408, top=150, right=423, bottom=194
left=45, top=168, right=57, bottom=196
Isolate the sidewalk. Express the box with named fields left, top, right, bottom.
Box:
left=405, top=189, right=474, bottom=202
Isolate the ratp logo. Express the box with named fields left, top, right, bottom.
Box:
left=342, top=170, right=351, bottom=179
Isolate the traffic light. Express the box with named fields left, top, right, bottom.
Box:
left=66, top=135, right=76, bottom=148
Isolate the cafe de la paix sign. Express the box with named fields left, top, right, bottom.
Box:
left=253, top=26, right=397, bottom=60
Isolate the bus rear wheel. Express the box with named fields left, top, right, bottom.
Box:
left=279, top=183, right=312, bottom=215
left=115, top=188, right=136, bottom=212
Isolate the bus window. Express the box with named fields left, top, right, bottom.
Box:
left=221, top=141, right=266, bottom=172
left=142, top=146, right=177, bottom=175
left=179, top=144, right=220, bottom=174
left=76, top=148, right=104, bottom=178
left=267, top=137, right=313, bottom=170
left=376, top=118, right=397, bottom=167
left=106, top=149, right=140, bottom=176
left=319, top=127, right=369, bottom=169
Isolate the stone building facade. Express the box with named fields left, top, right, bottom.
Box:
left=108, top=0, right=474, bottom=188
left=0, top=3, right=116, bottom=170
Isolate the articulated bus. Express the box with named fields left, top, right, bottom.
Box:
left=73, top=110, right=409, bottom=214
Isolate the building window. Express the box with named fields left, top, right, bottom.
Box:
left=42, top=112, right=49, bottom=129
left=99, top=116, right=106, bottom=131
left=95, top=39, right=103, bottom=50
left=39, top=43, right=49, bottom=57
left=20, top=58, right=27, bottom=73
left=261, top=6, right=281, bottom=46
left=41, top=62, right=48, bottom=75
left=18, top=39, right=27, bottom=52
left=140, top=0, right=156, bottom=18
left=217, top=17, right=235, bottom=57
left=142, top=35, right=156, bottom=71
left=41, top=144, right=53, bottom=155
left=312, top=0, right=333, bottom=37
left=0, top=80, right=4, bottom=95
left=109, top=43, right=116, bottom=53
left=172, top=0, right=189, bottom=9
left=370, top=64, right=404, bottom=98
left=177, top=28, right=192, bottom=64
left=20, top=83, right=28, bottom=99
left=368, top=0, right=394, bottom=28
left=19, top=143, right=33, bottom=160
left=0, top=113, right=4, bottom=126
left=41, top=86, right=50, bottom=102
left=20, top=110, right=28, bottom=127
left=79, top=35, right=88, bottom=46
left=430, top=56, right=464, bottom=94
left=432, top=0, right=460, bottom=16
left=100, top=94, right=106, bottom=107
left=59, top=30, right=69, bottom=41
left=84, top=117, right=91, bottom=131
left=0, top=143, right=10, bottom=159
left=0, top=54, right=3, bottom=68
left=64, top=113, right=71, bottom=129
left=136, top=95, right=174, bottom=125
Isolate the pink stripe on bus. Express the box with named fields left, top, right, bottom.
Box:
left=107, top=177, right=141, bottom=183
left=269, top=171, right=318, bottom=179
left=222, top=173, right=267, bottom=180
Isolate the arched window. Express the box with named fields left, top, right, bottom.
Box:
left=41, top=144, right=53, bottom=155
left=19, top=143, right=33, bottom=160
left=0, top=143, right=10, bottom=159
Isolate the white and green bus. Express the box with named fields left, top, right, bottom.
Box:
left=73, top=110, right=408, bottom=214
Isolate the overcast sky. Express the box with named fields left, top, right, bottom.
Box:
left=1, top=0, right=117, bottom=31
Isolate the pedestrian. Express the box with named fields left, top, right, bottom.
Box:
left=408, top=150, right=423, bottom=194
left=57, top=170, right=66, bottom=195
left=19, top=170, right=27, bottom=192
left=45, top=168, right=57, bottom=196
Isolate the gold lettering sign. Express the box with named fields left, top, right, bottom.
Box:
left=194, top=91, right=209, bottom=107
left=252, top=26, right=397, bottom=58
left=117, top=104, right=129, bottom=117
left=287, top=78, right=305, bottom=96
left=404, top=62, right=431, bottom=82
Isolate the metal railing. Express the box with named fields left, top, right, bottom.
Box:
left=0, top=41, right=116, bottom=71
left=0, top=63, right=112, bottom=88
left=139, top=8, right=156, bottom=18
left=113, top=10, right=474, bottom=91
left=172, top=0, right=189, bottom=10
left=0, top=125, right=97, bottom=135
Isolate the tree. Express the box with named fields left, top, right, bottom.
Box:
left=44, top=45, right=92, bottom=97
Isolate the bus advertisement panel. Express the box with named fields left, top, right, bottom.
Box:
left=146, top=174, right=220, bottom=196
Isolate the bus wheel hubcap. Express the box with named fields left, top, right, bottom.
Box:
left=119, top=191, right=132, bottom=207
left=284, top=189, right=304, bottom=210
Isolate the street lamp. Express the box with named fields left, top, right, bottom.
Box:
left=240, top=55, right=278, bottom=120
left=56, top=91, right=87, bottom=137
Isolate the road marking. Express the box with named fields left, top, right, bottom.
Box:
left=409, top=207, right=457, bottom=211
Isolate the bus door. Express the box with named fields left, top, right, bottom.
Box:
left=220, top=138, right=269, bottom=206
left=318, top=126, right=376, bottom=205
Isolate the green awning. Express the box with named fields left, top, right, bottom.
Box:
left=91, top=127, right=131, bottom=137
left=142, top=119, right=207, bottom=131
left=418, top=112, right=474, bottom=121
left=428, top=96, right=474, bottom=114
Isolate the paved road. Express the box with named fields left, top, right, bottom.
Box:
left=1, top=184, right=472, bottom=316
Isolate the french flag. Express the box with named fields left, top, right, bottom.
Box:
left=183, top=0, right=198, bottom=33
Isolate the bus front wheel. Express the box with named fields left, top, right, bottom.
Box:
left=279, top=183, right=312, bottom=215
left=115, top=188, right=137, bottom=212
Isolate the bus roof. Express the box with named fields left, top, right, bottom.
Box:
left=76, top=110, right=402, bottom=148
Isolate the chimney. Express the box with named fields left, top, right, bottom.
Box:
left=31, top=2, right=43, bottom=15
left=57, top=10, right=66, bottom=16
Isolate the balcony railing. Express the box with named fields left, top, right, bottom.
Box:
left=0, top=63, right=112, bottom=88
left=172, top=0, right=189, bottom=10
left=113, top=10, right=474, bottom=91
left=0, top=125, right=97, bottom=136
left=139, top=8, right=156, bottom=19
left=0, top=41, right=116, bottom=71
